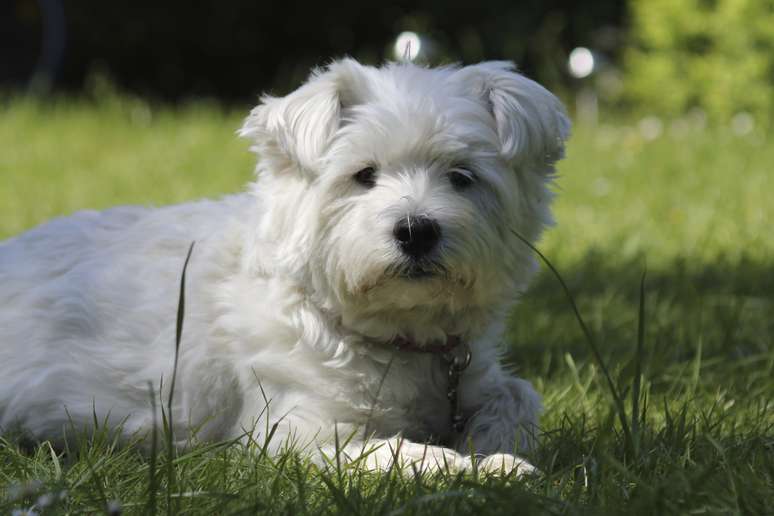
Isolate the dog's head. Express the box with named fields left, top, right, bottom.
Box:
left=240, top=59, right=569, bottom=342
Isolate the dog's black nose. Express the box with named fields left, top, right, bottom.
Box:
left=393, top=216, right=441, bottom=258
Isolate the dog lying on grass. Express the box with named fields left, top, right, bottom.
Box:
left=0, top=58, right=569, bottom=475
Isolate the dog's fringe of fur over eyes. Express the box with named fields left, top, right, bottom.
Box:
left=0, top=58, right=570, bottom=475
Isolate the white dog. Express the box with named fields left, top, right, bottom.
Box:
left=0, top=59, right=569, bottom=474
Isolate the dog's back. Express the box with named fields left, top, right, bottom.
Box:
left=0, top=197, right=246, bottom=440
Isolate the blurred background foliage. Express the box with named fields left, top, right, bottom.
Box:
left=624, top=0, right=774, bottom=124
left=1, top=0, right=772, bottom=127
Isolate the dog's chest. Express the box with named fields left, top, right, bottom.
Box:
left=351, top=351, right=454, bottom=443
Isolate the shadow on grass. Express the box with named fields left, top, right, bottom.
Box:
left=507, top=251, right=774, bottom=389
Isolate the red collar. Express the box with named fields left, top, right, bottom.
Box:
left=390, top=334, right=462, bottom=354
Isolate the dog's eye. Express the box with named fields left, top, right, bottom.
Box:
left=353, top=167, right=377, bottom=188
left=448, top=168, right=476, bottom=190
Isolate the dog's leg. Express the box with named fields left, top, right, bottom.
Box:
left=239, top=412, right=469, bottom=476
left=456, top=376, right=542, bottom=476
left=317, top=436, right=470, bottom=475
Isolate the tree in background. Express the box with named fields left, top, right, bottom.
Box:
left=624, top=0, right=774, bottom=124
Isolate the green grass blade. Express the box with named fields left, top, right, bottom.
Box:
left=509, top=228, right=633, bottom=449
left=166, top=241, right=195, bottom=515
left=631, top=270, right=647, bottom=457
left=146, top=381, right=159, bottom=516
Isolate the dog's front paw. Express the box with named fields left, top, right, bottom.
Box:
left=322, top=439, right=469, bottom=475
left=466, top=453, right=538, bottom=477
left=392, top=440, right=468, bottom=474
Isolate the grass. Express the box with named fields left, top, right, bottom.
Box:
left=1, top=95, right=773, bottom=514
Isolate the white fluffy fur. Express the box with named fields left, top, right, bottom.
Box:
left=0, top=59, right=569, bottom=474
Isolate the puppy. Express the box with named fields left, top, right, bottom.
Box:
left=0, top=59, right=569, bottom=474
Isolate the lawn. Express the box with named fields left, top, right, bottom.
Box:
left=1, top=96, right=772, bottom=515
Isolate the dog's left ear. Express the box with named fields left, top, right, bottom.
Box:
left=454, top=62, right=570, bottom=169
left=239, top=58, right=369, bottom=174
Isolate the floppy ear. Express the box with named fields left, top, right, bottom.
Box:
left=239, top=58, right=369, bottom=174
left=455, top=61, right=570, bottom=168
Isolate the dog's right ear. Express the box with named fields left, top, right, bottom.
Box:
left=453, top=61, right=570, bottom=170
left=239, top=58, right=369, bottom=175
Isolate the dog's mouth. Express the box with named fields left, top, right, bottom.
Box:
left=387, top=259, right=448, bottom=280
